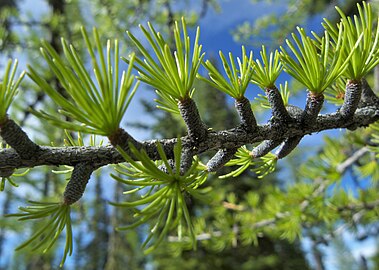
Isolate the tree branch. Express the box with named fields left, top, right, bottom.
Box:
left=63, top=162, right=95, bottom=205
left=1, top=104, right=378, bottom=171
left=265, top=86, right=292, bottom=123
left=178, top=98, right=208, bottom=142
left=235, top=97, right=257, bottom=132
left=340, top=79, right=362, bottom=119
left=207, top=148, right=237, bottom=172
left=336, top=146, right=370, bottom=174
left=302, top=92, right=324, bottom=126
left=0, top=117, right=40, bottom=159
left=360, top=78, right=379, bottom=106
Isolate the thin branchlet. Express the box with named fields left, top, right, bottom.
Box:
left=178, top=98, right=208, bottom=142
left=207, top=148, right=237, bottom=172
left=301, top=92, right=324, bottom=126
left=265, top=86, right=292, bottom=123
left=63, top=162, right=94, bottom=205
left=0, top=117, right=40, bottom=159
left=158, top=159, right=176, bottom=174
left=275, top=136, right=303, bottom=159
left=108, top=127, right=142, bottom=151
left=252, top=140, right=282, bottom=158
left=235, top=97, right=257, bottom=132
left=340, top=80, right=362, bottom=119
left=360, top=78, right=379, bottom=106
left=180, top=147, right=194, bottom=174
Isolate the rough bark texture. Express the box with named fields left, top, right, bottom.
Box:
left=252, top=140, right=282, bottom=158
left=302, top=92, right=324, bottom=127
left=286, top=105, right=303, bottom=120
left=360, top=78, right=379, bottom=107
left=180, top=147, right=194, bottom=175
left=235, top=97, right=257, bottom=132
left=276, top=136, right=303, bottom=159
left=63, top=162, right=94, bottom=205
left=207, top=148, right=237, bottom=172
left=108, top=127, right=142, bottom=151
left=0, top=104, right=378, bottom=172
left=265, top=86, right=292, bottom=123
left=178, top=98, right=208, bottom=142
left=0, top=118, right=40, bottom=159
left=340, top=79, right=362, bottom=119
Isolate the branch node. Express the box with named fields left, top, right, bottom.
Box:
left=0, top=168, right=14, bottom=178
left=286, top=105, right=303, bottom=121
left=108, top=127, right=141, bottom=152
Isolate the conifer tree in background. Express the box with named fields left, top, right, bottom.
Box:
left=1, top=1, right=379, bottom=269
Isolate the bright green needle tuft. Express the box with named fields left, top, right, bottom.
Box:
left=5, top=201, right=73, bottom=267
left=110, top=139, right=209, bottom=253
left=0, top=59, right=25, bottom=123
left=125, top=18, right=204, bottom=106
left=28, top=27, right=138, bottom=136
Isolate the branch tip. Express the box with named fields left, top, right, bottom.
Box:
left=275, top=136, right=303, bottom=159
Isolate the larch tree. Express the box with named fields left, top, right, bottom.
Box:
left=1, top=1, right=379, bottom=269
